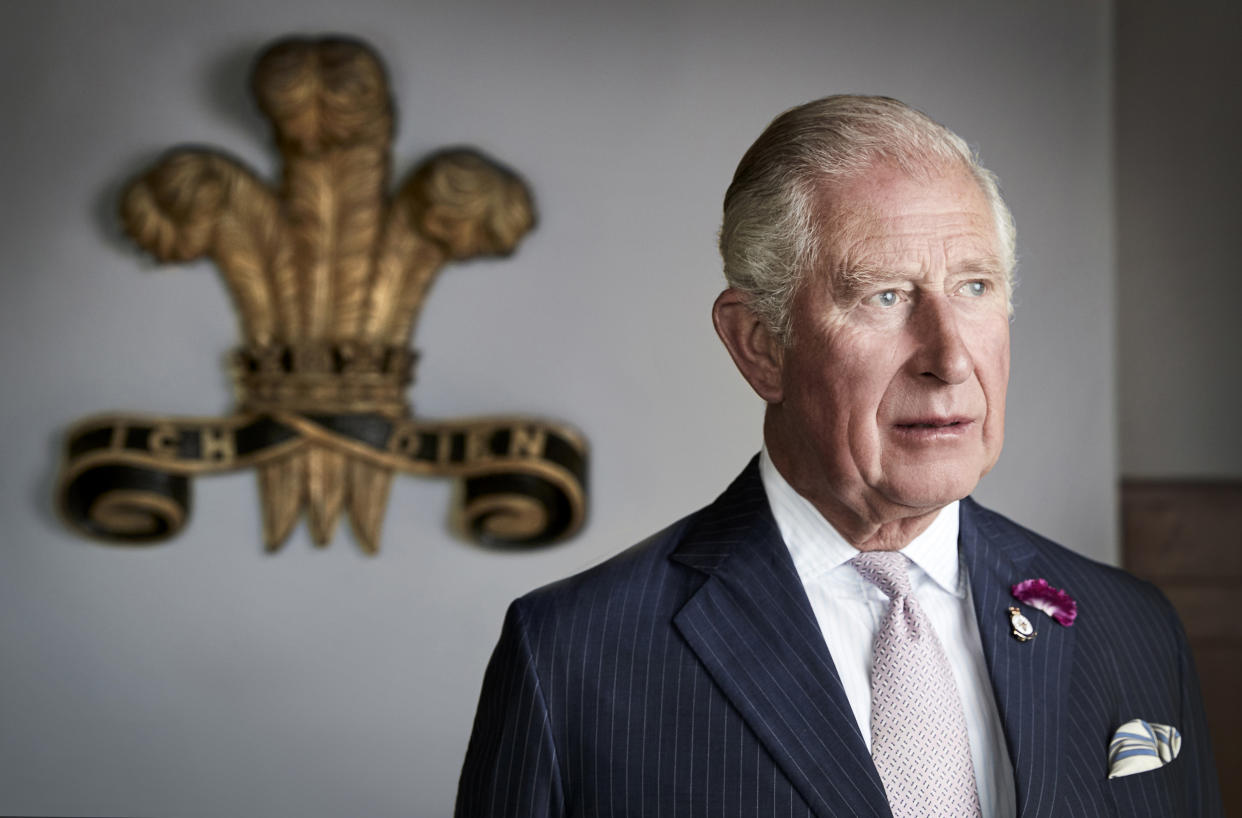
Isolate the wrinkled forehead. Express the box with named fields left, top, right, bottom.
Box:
left=810, top=162, right=1003, bottom=274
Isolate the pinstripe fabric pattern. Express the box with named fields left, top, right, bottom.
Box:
left=959, top=497, right=1221, bottom=817
left=458, top=459, right=1221, bottom=817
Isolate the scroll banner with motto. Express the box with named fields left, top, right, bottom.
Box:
left=55, top=36, right=588, bottom=553
left=60, top=413, right=585, bottom=548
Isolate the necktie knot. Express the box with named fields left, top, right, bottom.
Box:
left=851, top=550, right=912, bottom=600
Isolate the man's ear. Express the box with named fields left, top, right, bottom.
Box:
left=712, top=288, right=785, bottom=404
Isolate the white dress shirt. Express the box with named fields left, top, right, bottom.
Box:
left=759, top=448, right=1017, bottom=818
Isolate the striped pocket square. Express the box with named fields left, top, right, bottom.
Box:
left=1107, top=719, right=1182, bottom=779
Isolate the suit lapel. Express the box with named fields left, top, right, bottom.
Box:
left=671, top=461, right=891, bottom=818
left=960, top=498, right=1075, bottom=818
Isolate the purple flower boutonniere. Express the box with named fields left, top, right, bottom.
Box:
left=1011, top=578, right=1077, bottom=627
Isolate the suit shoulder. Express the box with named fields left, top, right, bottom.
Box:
left=966, top=498, right=1177, bottom=625
left=510, top=510, right=702, bottom=626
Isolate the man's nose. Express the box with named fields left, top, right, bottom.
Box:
left=909, top=295, right=972, bottom=384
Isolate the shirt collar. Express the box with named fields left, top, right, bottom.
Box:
left=758, top=446, right=964, bottom=597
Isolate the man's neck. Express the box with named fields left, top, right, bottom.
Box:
left=763, top=439, right=946, bottom=552
left=845, top=512, right=941, bottom=551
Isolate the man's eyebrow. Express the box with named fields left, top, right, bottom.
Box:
left=952, top=257, right=1006, bottom=278
left=829, top=256, right=1006, bottom=302
left=831, top=263, right=902, bottom=302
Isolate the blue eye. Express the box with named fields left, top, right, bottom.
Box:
left=961, top=281, right=987, bottom=296
left=871, top=290, right=899, bottom=307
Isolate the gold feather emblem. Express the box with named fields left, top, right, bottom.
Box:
left=58, top=37, right=588, bottom=554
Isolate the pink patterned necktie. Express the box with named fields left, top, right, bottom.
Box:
left=851, top=551, right=981, bottom=818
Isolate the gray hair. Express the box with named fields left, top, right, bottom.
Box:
left=718, top=95, right=1016, bottom=342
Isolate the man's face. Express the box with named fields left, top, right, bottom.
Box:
left=767, top=163, right=1010, bottom=525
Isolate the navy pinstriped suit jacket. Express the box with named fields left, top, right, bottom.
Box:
left=457, top=460, right=1221, bottom=816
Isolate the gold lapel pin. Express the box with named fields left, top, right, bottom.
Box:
left=1008, top=606, right=1037, bottom=642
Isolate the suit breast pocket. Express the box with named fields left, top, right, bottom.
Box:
left=1106, top=758, right=1188, bottom=818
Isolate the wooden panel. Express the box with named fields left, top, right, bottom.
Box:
left=1162, top=587, right=1242, bottom=643
left=1122, top=480, right=1242, bottom=813
left=1123, top=481, right=1242, bottom=580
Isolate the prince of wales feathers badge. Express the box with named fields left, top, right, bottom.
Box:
left=57, top=37, right=588, bottom=554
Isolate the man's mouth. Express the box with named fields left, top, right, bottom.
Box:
left=891, top=417, right=975, bottom=440
left=897, top=420, right=967, bottom=428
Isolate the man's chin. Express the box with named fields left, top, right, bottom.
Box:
left=878, top=469, right=981, bottom=513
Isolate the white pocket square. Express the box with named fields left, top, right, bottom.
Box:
left=1107, top=718, right=1182, bottom=779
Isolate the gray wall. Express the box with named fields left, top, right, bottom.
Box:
left=1117, top=0, right=1242, bottom=479
left=0, top=2, right=1114, bottom=816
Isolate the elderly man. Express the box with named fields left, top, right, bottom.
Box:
left=457, top=96, right=1220, bottom=817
